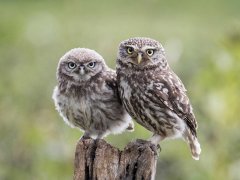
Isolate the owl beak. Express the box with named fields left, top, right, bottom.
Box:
left=137, top=53, right=142, bottom=64
left=79, top=66, right=85, bottom=75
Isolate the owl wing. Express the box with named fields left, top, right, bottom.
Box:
left=105, top=70, right=122, bottom=103
left=149, top=71, right=197, bottom=136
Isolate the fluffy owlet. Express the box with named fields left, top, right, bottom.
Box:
left=52, top=48, right=133, bottom=139
left=116, top=37, right=201, bottom=160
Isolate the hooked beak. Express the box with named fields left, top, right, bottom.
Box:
left=137, top=53, right=142, bottom=64
left=79, top=66, right=85, bottom=75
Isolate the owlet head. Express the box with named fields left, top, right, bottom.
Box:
left=117, top=37, right=168, bottom=69
left=57, top=48, right=106, bottom=84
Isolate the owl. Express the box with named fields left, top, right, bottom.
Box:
left=52, top=48, right=134, bottom=139
left=116, top=37, right=201, bottom=160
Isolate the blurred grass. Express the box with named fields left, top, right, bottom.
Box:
left=0, top=0, right=240, bottom=179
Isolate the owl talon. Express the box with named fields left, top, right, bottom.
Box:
left=126, top=122, right=134, bottom=131
left=148, top=142, right=160, bottom=156
left=80, top=135, right=92, bottom=140
left=134, top=139, right=159, bottom=156
left=135, top=139, right=149, bottom=145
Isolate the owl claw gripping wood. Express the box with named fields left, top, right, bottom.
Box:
left=52, top=48, right=134, bottom=139
left=116, top=37, right=201, bottom=160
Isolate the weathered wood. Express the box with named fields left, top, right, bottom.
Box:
left=74, top=138, right=158, bottom=180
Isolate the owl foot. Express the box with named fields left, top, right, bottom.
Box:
left=134, top=139, right=160, bottom=156
left=80, top=136, right=91, bottom=140
left=126, top=122, right=134, bottom=132
left=80, top=134, right=92, bottom=140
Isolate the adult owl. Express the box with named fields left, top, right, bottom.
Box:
left=52, top=48, right=133, bottom=139
left=116, top=37, right=201, bottom=160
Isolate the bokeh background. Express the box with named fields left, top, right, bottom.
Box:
left=1, top=0, right=240, bottom=179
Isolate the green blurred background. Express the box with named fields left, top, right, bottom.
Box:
left=1, top=0, right=240, bottom=179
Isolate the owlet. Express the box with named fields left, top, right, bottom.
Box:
left=116, top=37, right=201, bottom=160
left=52, top=48, right=133, bottom=139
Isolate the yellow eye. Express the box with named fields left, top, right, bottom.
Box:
left=126, top=47, right=134, bottom=54
left=146, top=49, right=154, bottom=56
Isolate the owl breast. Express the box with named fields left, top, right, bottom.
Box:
left=119, top=78, right=137, bottom=119
left=53, top=87, right=92, bottom=130
left=118, top=71, right=185, bottom=138
left=119, top=75, right=157, bottom=133
left=53, top=83, right=132, bottom=138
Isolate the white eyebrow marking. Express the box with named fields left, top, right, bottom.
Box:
left=125, top=45, right=138, bottom=49
left=141, top=46, right=156, bottom=50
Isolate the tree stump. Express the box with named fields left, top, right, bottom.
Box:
left=73, top=138, right=158, bottom=180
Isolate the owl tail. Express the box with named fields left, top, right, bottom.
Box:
left=184, top=131, right=201, bottom=160
left=189, top=137, right=201, bottom=160
left=189, top=138, right=201, bottom=160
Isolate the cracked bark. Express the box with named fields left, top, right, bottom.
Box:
left=73, top=138, right=158, bottom=180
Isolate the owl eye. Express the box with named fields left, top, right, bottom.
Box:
left=68, top=62, right=77, bottom=69
left=88, top=62, right=96, bottom=68
left=126, top=47, right=134, bottom=54
left=146, top=49, right=154, bottom=56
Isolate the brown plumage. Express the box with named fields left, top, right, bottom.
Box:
left=116, top=37, right=201, bottom=160
left=52, top=48, right=133, bottom=139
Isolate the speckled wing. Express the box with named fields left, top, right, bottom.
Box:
left=105, top=70, right=122, bottom=104
left=149, top=70, right=198, bottom=137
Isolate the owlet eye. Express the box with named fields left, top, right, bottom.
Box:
left=146, top=49, right=154, bottom=56
left=88, top=62, right=96, bottom=68
left=126, top=47, right=134, bottom=54
left=68, top=62, right=77, bottom=69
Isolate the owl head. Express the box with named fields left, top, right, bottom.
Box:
left=117, top=37, right=168, bottom=70
left=57, top=48, right=107, bottom=85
